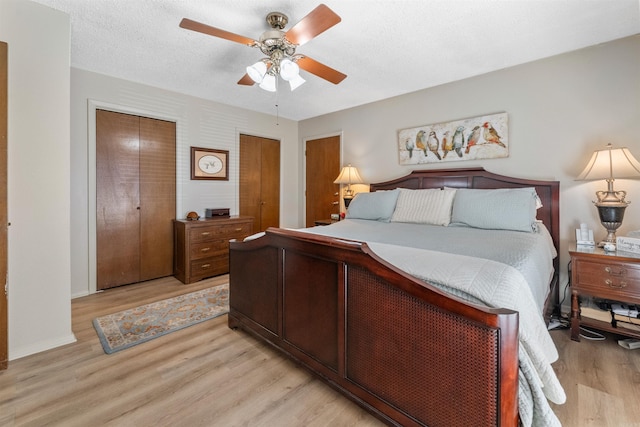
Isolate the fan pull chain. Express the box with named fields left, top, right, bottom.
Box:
left=275, top=77, right=280, bottom=126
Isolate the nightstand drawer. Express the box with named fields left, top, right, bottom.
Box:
left=574, top=258, right=640, bottom=299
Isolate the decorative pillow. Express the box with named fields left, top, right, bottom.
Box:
left=345, top=189, right=400, bottom=222
left=390, top=188, right=457, bottom=226
left=450, top=187, right=539, bottom=232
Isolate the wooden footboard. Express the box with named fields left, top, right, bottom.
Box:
left=229, top=228, right=519, bottom=427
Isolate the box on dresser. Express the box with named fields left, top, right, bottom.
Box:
left=205, top=208, right=230, bottom=218
left=174, top=216, right=253, bottom=284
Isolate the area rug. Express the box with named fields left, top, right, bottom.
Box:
left=93, top=284, right=228, bottom=354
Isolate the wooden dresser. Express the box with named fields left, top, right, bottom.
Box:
left=174, top=216, right=253, bottom=284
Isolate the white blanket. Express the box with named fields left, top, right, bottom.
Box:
left=365, top=242, right=566, bottom=427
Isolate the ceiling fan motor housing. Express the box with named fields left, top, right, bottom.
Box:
left=266, top=12, right=288, bottom=30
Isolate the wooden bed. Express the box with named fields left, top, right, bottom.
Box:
left=228, top=168, right=560, bottom=427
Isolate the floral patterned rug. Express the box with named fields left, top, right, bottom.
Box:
left=93, top=283, right=228, bottom=354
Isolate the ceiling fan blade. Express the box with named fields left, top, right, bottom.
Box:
left=237, top=74, right=255, bottom=86
left=285, top=4, right=341, bottom=46
left=180, top=18, right=257, bottom=46
left=297, top=56, right=346, bottom=85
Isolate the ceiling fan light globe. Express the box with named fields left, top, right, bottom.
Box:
left=259, top=73, right=277, bottom=92
left=279, top=58, right=300, bottom=81
left=246, top=61, right=267, bottom=83
left=289, top=74, right=306, bottom=91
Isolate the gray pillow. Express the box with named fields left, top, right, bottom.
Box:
left=346, top=189, right=400, bottom=222
left=450, top=188, right=538, bottom=232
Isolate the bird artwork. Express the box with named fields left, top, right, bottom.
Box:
left=465, top=125, right=482, bottom=154
left=441, top=130, right=452, bottom=158
left=415, top=130, right=428, bottom=157
left=451, top=126, right=465, bottom=157
left=482, top=122, right=506, bottom=148
left=427, top=131, right=442, bottom=160
left=405, top=138, right=415, bottom=158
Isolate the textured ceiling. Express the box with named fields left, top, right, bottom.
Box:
left=30, top=0, right=640, bottom=121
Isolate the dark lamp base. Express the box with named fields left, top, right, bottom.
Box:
left=596, top=205, right=626, bottom=245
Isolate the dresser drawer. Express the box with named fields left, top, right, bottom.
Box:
left=189, top=223, right=252, bottom=242
left=574, top=258, right=640, bottom=300
left=190, top=240, right=228, bottom=260
left=190, top=256, right=229, bottom=278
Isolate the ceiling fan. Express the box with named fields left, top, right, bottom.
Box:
left=179, top=4, right=347, bottom=92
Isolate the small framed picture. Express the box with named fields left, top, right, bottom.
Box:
left=191, top=147, right=229, bottom=180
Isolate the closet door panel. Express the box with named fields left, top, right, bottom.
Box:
left=139, top=117, right=175, bottom=281
left=96, top=110, right=141, bottom=288
left=239, top=134, right=262, bottom=233
left=260, top=138, right=280, bottom=229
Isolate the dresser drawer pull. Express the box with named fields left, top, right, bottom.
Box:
left=200, top=247, right=210, bottom=252
left=200, top=231, right=211, bottom=237
left=604, top=266, right=626, bottom=276
left=201, top=264, right=211, bottom=269
left=235, top=227, right=243, bottom=231
left=605, top=279, right=627, bottom=289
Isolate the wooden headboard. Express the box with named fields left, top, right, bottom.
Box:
left=370, top=168, right=560, bottom=289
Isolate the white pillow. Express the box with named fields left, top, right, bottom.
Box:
left=390, top=188, right=457, bottom=226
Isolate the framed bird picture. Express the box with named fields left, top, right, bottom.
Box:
left=191, top=146, right=229, bottom=180
left=397, top=112, right=508, bottom=165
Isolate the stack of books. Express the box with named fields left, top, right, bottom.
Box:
left=580, top=298, right=613, bottom=323
left=611, top=303, right=640, bottom=332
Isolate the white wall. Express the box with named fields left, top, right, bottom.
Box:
left=299, top=35, right=640, bottom=295
left=0, top=0, right=75, bottom=359
left=70, top=69, right=300, bottom=297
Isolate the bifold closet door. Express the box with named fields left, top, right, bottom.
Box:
left=239, top=134, right=280, bottom=233
left=96, top=110, right=175, bottom=290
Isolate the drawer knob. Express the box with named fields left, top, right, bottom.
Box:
left=604, top=266, right=626, bottom=276
left=201, top=264, right=211, bottom=269
left=235, top=228, right=243, bottom=231
left=605, top=279, right=627, bottom=289
left=200, top=247, right=210, bottom=252
left=201, top=231, right=211, bottom=236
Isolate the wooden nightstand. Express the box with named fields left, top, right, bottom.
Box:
left=569, top=244, right=640, bottom=341
left=314, top=219, right=338, bottom=226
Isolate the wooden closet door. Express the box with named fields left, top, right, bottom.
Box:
left=260, top=138, right=280, bottom=230
left=0, top=41, right=7, bottom=370
left=239, top=134, right=280, bottom=232
left=139, top=117, right=175, bottom=281
left=305, top=136, right=340, bottom=227
left=96, top=110, right=141, bottom=288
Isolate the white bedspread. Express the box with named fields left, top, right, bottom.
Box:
left=304, top=219, right=557, bottom=311
left=299, top=221, right=565, bottom=427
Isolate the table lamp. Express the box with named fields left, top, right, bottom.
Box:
left=576, top=143, right=640, bottom=246
left=334, top=164, right=363, bottom=208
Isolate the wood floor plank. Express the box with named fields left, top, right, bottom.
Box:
left=1, top=275, right=639, bottom=426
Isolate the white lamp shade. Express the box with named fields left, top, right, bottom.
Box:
left=279, top=58, right=299, bottom=81
left=334, top=165, right=364, bottom=185
left=288, top=73, right=306, bottom=91
left=246, top=61, right=267, bottom=84
left=577, top=144, right=640, bottom=180
left=259, top=73, right=277, bottom=92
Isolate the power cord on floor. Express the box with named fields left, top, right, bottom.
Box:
left=579, top=326, right=606, bottom=341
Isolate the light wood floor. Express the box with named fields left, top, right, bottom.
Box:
left=0, top=275, right=638, bottom=426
